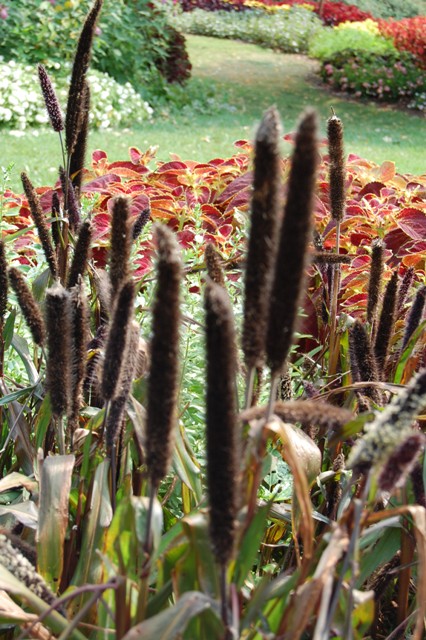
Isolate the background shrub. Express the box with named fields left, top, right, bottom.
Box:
left=179, top=0, right=373, bottom=24
left=0, top=58, right=153, bottom=129
left=0, top=0, right=191, bottom=92
left=171, top=6, right=323, bottom=53
left=378, top=17, right=426, bottom=68
left=320, top=50, right=426, bottom=110
left=308, top=24, right=396, bottom=59
left=340, top=0, right=426, bottom=20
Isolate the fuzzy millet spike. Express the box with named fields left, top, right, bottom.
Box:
left=0, top=534, right=58, bottom=609
left=51, top=190, right=61, bottom=248
left=105, top=321, right=140, bottom=454
left=242, top=106, right=282, bottom=370
left=397, top=266, right=414, bottom=312
left=101, top=280, right=135, bottom=402
left=8, top=267, right=45, bottom=346
left=68, top=278, right=89, bottom=432
left=0, top=240, right=8, bottom=322
left=69, top=80, right=90, bottom=195
left=378, top=433, right=425, bottom=494
left=21, top=172, right=57, bottom=278
left=205, top=280, right=239, bottom=566
left=65, top=0, right=103, bottom=155
left=347, top=367, right=426, bottom=473
left=146, top=225, right=182, bottom=489
left=109, top=196, right=132, bottom=296
left=266, top=109, right=318, bottom=376
left=132, top=207, right=150, bottom=241
left=38, top=64, right=64, bottom=133
left=402, top=285, right=426, bottom=350
left=67, top=220, right=92, bottom=289
left=349, top=320, right=382, bottom=405
left=205, top=243, right=226, bottom=287
left=313, top=252, right=352, bottom=265
left=366, top=239, right=383, bottom=324
left=45, top=283, right=71, bottom=417
left=59, top=167, right=80, bottom=231
left=327, top=111, right=346, bottom=223
left=240, top=399, right=353, bottom=433
left=374, top=270, right=399, bottom=373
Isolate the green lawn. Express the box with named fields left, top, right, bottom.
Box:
left=1, top=35, right=425, bottom=193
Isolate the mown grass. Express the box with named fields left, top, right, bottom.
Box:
left=1, top=34, right=425, bottom=193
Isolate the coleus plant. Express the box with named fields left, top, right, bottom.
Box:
left=3, top=130, right=425, bottom=341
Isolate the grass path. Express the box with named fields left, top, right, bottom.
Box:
left=1, top=35, right=425, bottom=192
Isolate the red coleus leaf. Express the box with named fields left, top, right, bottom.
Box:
left=129, top=146, right=158, bottom=166
left=103, top=162, right=150, bottom=178
left=83, top=174, right=121, bottom=193
left=215, top=171, right=252, bottom=206
left=357, top=182, right=387, bottom=198
left=395, top=207, right=426, bottom=240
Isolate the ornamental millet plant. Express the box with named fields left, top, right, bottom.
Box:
left=1, top=1, right=426, bottom=637
left=265, top=108, right=318, bottom=403
left=242, top=106, right=282, bottom=408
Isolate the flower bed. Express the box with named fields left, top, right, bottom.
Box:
left=319, top=51, right=426, bottom=111
left=179, top=0, right=373, bottom=24
left=378, top=17, right=426, bottom=68
left=0, top=59, right=153, bottom=130
left=3, top=139, right=425, bottom=320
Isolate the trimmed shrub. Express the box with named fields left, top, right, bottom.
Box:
left=320, top=50, right=426, bottom=111
left=172, top=6, right=323, bottom=53
left=340, top=0, right=426, bottom=20
left=378, top=17, right=426, bottom=68
left=308, top=24, right=396, bottom=60
left=0, top=58, right=153, bottom=130
left=0, top=0, right=191, bottom=90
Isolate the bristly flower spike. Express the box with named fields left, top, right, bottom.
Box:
left=266, top=109, right=318, bottom=380
left=51, top=190, right=61, bottom=249
left=67, top=220, right=92, bottom=289
left=65, top=0, right=102, bottom=157
left=205, top=280, right=239, bottom=568
left=313, top=252, right=352, bottom=265
left=146, top=224, right=182, bottom=490
left=205, top=243, right=226, bottom=287
left=109, top=196, right=132, bottom=298
left=374, top=270, right=399, bottom=374
left=45, top=283, right=71, bottom=419
left=401, top=284, right=426, bottom=350
left=8, top=267, right=45, bottom=347
left=59, top=166, right=81, bottom=231
left=349, top=320, right=382, bottom=406
left=366, top=238, right=384, bottom=325
left=21, top=172, right=58, bottom=278
left=37, top=64, right=64, bottom=133
left=242, top=106, right=282, bottom=377
left=132, top=207, right=150, bottom=241
left=398, top=266, right=414, bottom=312
left=101, top=280, right=135, bottom=402
left=68, top=278, right=89, bottom=441
left=0, top=534, right=58, bottom=609
left=378, top=432, right=425, bottom=494
left=105, top=321, right=140, bottom=455
left=0, top=241, right=8, bottom=323
left=69, top=80, right=90, bottom=195
left=327, top=108, right=346, bottom=223
left=347, top=367, right=426, bottom=474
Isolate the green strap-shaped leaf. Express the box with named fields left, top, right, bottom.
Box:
left=122, top=591, right=220, bottom=640
left=37, top=453, right=75, bottom=591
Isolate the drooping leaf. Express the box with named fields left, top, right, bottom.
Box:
left=37, top=453, right=75, bottom=591
left=121, top=591, right=221, bottom=640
